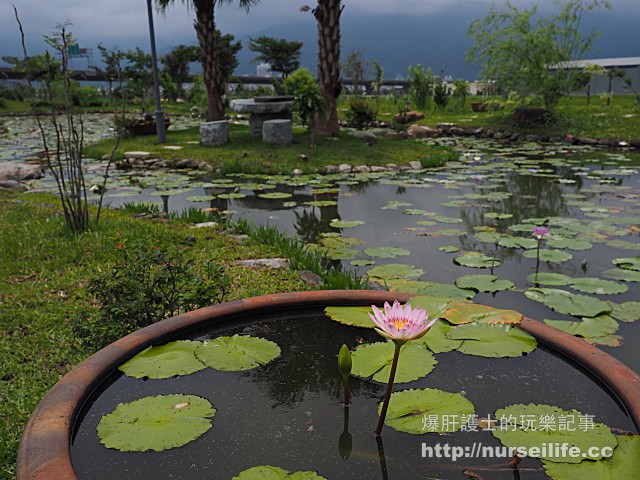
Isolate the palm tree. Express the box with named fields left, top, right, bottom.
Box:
left=309, top=0, right=343, bottom=135
left=156, top=0, right=258, bottom=121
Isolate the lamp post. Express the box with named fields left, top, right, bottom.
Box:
left=146, top=0, right=166, bottom=143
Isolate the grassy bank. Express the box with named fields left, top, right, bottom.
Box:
left=84, top=123, right=457, bottom=174
left=0, top=192, right=322, bottom=479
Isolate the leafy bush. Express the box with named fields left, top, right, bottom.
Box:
left=283, top=68, right=324, bottom=129
left=345, top=97, right=377, bottom=129
left=75, top=243, right=230, bottom=349
left=433, top=82, right=449, bottom=109
left=407, top=64, right=433, bottom=110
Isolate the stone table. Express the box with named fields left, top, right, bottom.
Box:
left=230, top=97, right=294, bottom=137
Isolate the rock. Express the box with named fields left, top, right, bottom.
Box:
left=162, top=145, right=183, bottom=151
left=291, top=168, right=303, bottom=176
left=0, top=162, right=44, bottom=181
left=230, top=234, right=249, bottom=244
left=190, top=222, right=218, bottom=229
left=175, top=158, right=198, bottom=169
left=406, top=124, right=442, bottom=138
left=236, top=258, right=290, bottom=269
left=352, top=165, right=371, bottom=173
left=493, top=131, right=508, bottom=140
left=575, top=137, right=598, bottom=145
left=338, top=164, right=352, bottom=173
left=101, top=154, right=112, bottom=161
left=0, top=180, right=27, bottom=191
left=200, top=120, right=229, bottom=146
left=385, top=163, right=399, bottom=171
left=511, top=107, right=550, bottom=127
left=393, top=111, right=425, bottom=124
left=370, top=166, right=387, bottom=172
left=123, top=151, right=151, bottom=159
left=524, top=134, right=539, bottom=142
left=347, top=130, right=377, bottom=144
left=408, top=161, right=422, bottom=170
left=262, top=119, right=293, bottom=146
left=630, top=139, right=640, bottom=149
left=324, top=165, right=337, bottom=174
left=299, top=270, right=323, bottom=286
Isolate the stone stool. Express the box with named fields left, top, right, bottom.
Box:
left=200, top=120, right=229, bottom=146
left=262, top=119, right=293, bottom=146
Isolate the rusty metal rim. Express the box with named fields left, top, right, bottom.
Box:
left=16, top=290, right=640, bottom=480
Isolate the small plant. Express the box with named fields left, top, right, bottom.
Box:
left=345, top=97, right=377, bottom=129
left=407, top=64, right=433, bottom=110
left=76, top=243, right=230, bottom=350
left=433, top=81, right=449, bottom=109
left=121, top=202, right=161, bottom=215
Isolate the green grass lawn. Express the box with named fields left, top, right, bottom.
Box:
left=0, top=193, right=313, bottom=479
left=85, top=123, right=458, bottom=174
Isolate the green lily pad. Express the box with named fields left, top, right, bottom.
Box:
left=367, top=263, right=424, bottom=281
left=186, top=195, right=217, bottom=202
left=543, top=435, right=640, bottom=480
left=485, top=212, right=513, bottom=220
left=454, top=252, right=501, bottom=268
left=439, top=245, right=460, bottom=253
left=408, top=295, right=455, bottom=319
left=523, top=249, right=573, bottom=263
left=195, top=335, right=280, bottom=371
left=351, top=341, right=437, bottom=383
left=416, top=220, right=437, bottom=226
left=364, top=246, right=411, bottom=259
left=217, top=192, right=247, bottom=199
left=608, top=301, right=640, bottom=323
left=232, top=466, right=327, bottom=480
left=544, top=316, right=621, bottom=346
left=446, top=323, right=537, bottom=357
left=455, top=274, right=515, bottom=293
left=324, top=306, right=374, bottom=328
left=97, top=394, right=215, bottom=452
left=150, top=189, right=191, bottom=197
left=612, top=256, right=640, bottom=271
left=526, top=273, right=572, bottom=286
left=444, top=302, right=523, bottom=325
left=525, top=288, right=612, bottom=318
left=435, top=228, right=466, bottom=236
left=387, top=280, right=474, bottom=299
left=381, top=388, right=475, bottom=434
left=499, top=235, right=538, bottom=249
left=257, top=192, right=293, bottom=199
left=493, top=404, right=617, bottom=463
left=418, top=319, right=463, bottom=353
left=569, top=278, right=628, bottom=295
left=306, top=200, right=337, bottom=207
left=546, top=237, right=593, bottom=251
left=601, top=268, right=640, bottom=282
left=118, top=340, right=206, bottom=379
left=403, top=208, right=433, bottom=216
left=330, top=219, right=365, bottom=228
left=381, top=201, right=413, bottom=210
left=434, top=215, right=463, bottom=224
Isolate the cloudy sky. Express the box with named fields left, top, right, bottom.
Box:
left=1, top=0, right=637, bottom=78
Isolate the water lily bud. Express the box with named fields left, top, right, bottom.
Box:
left=338, top=344, right=352, bottom=379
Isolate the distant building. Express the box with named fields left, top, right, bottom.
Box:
left=553, top=57, right=640, bottom=95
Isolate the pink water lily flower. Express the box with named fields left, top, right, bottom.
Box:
left=532, top=227, right=549, bottom=239
left=369, top=300, right=437, bottom=343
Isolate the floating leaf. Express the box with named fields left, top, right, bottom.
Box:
left=330, top=219, right=365, bottom=228
left=439, top=245, right=460, bottom=253
left=434, top=215, right=463, bottom=224
left=387, top=280, right=474, bottom=299
left=306, top=200, right=337, bottom=207
left=408, top=295, right=455, bottom=320
left=217, top=192, right=247, bottom=199
left=608, top=302, right=640, bottom=323
left=453, top=252, right=501, bottom=268
left=118, top=340, right=205, bottom=379
left=381, top=201, right=413, bottom=210
left=257, top=192, right=293, bottom=199
left=492, top=404, right=617, bottom=463
left=568, top=277, right=628, bottom=295
left=367, top=263, right=424, bottom=281
left=446, top=323, right=536, bottom=357
left=612, top=256, right=640, bottom=271
left=444, top=302, right=523, bottom=325
left=324, top=306, right=374, bottom=328
left=543, top=435, right=640, bottom=480
left=97, top=394, right=215, bottom=452
left=455, top=274, right=515, bottom=293
left=601, top=268, right=640, bottom=282
left=195, top=335, right=280, bottom=371
left=526, top=273, right=572, bottom=286
left=418, top=319, right=463, bottom=353
left=523, top=249, right=573, bottom=263
left=186, top=195, right=217, bottom=202
left=364, top=246, right=411, bottom=259
left=525, top=288, right=612, bottom=318
left=546, top=237, right=593, bottom=251
left=544, top=316, right=621, bottom=346
left=499, top=236, right=538, bottom=249
left=403, top=208, right=433, bottom=216
left=381, top=389, right=475, bottom=434
left=233, top=466, right=327, bottom=480
left=485, top=212, right=513, bottom=220
left=351, top=341, right=437, bottom=383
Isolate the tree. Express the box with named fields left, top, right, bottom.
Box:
left=95, top=44, right=125, bottom=93
left=161, top=44, right=200, bottom=99
left=123, top=47, right=153, bottom=112
left=371, top=61, right=384, bottom=101
left=467, top=0, right=611, bottom=111
left=248, top=36, right=303, bottom=79
left=342, top=48, right=367, bottom=95
left=156, top=0, right=258, bottom=121
left=407, top=64, right=433, bottom=110
left=302, top=1, right=344, bottom=136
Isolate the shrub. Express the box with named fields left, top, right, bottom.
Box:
left=345, top=97, right=377, bottom=129
left=433, top=82, right=449, bottom=109
left=75, top=243, right=230, bottom=349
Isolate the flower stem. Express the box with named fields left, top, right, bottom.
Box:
left=535, top=238, right=541, bottom=275
left=375, top=341, right=403, bottom=436
left=343, top=377, right=350, bottom=406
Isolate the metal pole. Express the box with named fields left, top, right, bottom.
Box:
left=146, top=0, right=166, bottom=143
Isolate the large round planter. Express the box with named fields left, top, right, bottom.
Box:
left=17, top=291, right=640, bottom=479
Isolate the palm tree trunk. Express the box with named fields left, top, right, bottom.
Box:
left=194, top=1, right=225, bottom=121
left=314, top=0, right=343, bottom=136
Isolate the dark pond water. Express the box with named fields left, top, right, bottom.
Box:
left=71, top=308, right=636, bottom=480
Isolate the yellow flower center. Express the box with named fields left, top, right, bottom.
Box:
left=391, top=318, right=408, bottom=330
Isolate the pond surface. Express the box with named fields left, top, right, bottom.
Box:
left=71, top=308, right=636, bottom=480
